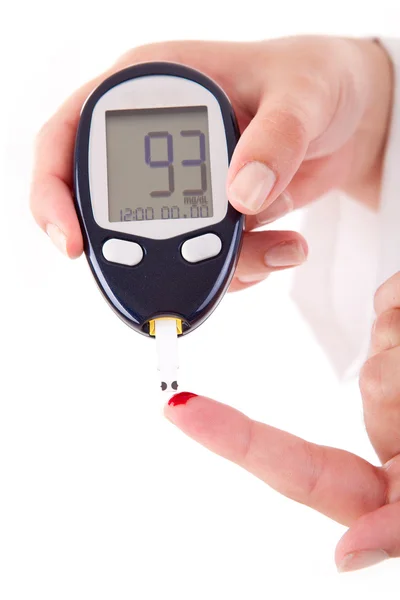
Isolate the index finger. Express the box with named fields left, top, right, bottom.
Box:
left=164, top=393, right=387, bottom=526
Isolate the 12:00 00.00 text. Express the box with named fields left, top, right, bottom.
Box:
left=119, top=205, right=210, bottom=221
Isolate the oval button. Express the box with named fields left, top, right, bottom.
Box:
left=102, top=239, right=143, bottom=266
left=181, top=233, right=222, bottom=264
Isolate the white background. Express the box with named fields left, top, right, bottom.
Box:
left=2, top=0, right=399, bottom=598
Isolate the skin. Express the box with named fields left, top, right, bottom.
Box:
left=165, top=273, right=400, bottom=572
left=30, top=36, right=396, bottom=572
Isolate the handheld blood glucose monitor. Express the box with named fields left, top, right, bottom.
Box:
left=74, top=62, right=244, bottom=392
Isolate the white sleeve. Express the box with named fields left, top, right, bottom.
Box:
left=290, top=39, right=400, bottom=380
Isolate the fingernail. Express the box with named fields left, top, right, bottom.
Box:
left=46, top=224, right=68, bottom=256
left=229, top=162, right=276, bottom=212
left=237, top=273, right=268, bottom=283
left=256, top=192, right=293, bottom=225
left=264, top=240, right=306, bottom=268
left=338, top=549, right=389, bottom=573
left=168, top=392, right=198, bottom=407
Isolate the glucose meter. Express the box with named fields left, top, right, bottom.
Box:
left=74, top=62, right=244, bottom=391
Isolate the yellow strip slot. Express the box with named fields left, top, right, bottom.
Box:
left=149, top=317, right=183, bottom=336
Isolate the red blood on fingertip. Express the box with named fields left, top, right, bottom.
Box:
left=168, top=392, right=198, bottom=406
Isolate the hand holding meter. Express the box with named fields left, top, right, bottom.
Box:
left=74, top=62, right=244, bottom=392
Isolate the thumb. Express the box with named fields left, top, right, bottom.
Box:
left=226, top=76, right=348, bottom=216
left=227, top=104, right=307, bottom=215
left=335, top=502, right=400, bottom=572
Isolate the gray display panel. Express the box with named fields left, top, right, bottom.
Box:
left=105, top=106, right=213, bottom=222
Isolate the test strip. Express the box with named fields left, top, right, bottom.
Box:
left=154, top=319, right=179, bottom=392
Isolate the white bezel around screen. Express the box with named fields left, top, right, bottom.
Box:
left=88, top=75, right=230, bottom=240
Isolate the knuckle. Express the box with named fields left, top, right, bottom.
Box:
left=35, top=119, right=52, bottom=145
left=260, top=106, right=309, bottom=152
left=303, top=441, right=326, bottom=500
left=291, top=68, right=331, bottom=102
left=359, top=355, right=386, bottom=405
left=374, top=280, right=387, bottom=312
left=373, top=309, right=400, bottom=347
left=240, top=418, right=256, bottom=466
left=374, top=272, right=400, bottom=314
left=283, top=441, right=326, bottom=504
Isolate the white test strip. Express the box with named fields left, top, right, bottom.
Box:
left=154, top=319, right=179, bottom=393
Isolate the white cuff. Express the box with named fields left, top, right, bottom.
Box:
left=290, top=38, right=400, bottom=379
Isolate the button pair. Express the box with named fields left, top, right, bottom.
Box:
left=102, top=233, right=222, bottom=266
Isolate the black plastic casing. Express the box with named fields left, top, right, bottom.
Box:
left=74, top=62, right=244, bottom=336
